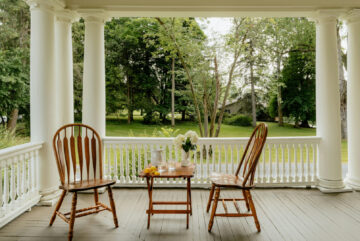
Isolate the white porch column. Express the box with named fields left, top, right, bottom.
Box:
left=27, top=0, right=64, bottom=205
left=55, top=10, right=77, bottom=125
left=345, top=10, right=360, bottom=190
left=315, top=11, right=344, bottom=191
left=81, top=11, right=108, bottom=137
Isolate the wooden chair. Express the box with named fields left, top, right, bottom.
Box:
left=207, top=123, right=268, bottom=232
left=50, top=123, right=118, bottom=241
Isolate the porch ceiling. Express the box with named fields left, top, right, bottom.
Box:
left=64, top=0, right=360, bottom=17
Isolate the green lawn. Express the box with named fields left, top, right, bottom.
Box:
left=106, top=117, right=348, bottom=162
left=106, top=119, right=316, bottom=137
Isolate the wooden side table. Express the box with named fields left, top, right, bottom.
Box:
left=139, top=163, right=196, bottom=229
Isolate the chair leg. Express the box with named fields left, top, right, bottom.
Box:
left=68, top=192, right=77, bottom=241
left=49, top=190, right=66, bottom=226
left=94, top=188, right=99, bottom=211
left=206, top=184, right=215, bottom=213
left=208, top=187, right=220, bottom=232
left=246, top=190, right=261, bottom=232
left=242, top=189, right=250, bottom=211
left=107, top=186, right=119, bottom=228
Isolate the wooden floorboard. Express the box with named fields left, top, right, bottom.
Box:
left=0, top=188, right=360, bottom=241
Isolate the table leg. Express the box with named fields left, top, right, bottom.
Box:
left=186, top=178, right=190, bottom=229
left=187, top=178, right=192, bottom=216
left=146, top=177, right=154, bottom=229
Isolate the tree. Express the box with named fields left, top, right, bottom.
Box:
left=155, top=17, right=207, bottom=135
left=72, top=20, right=85, bottom=121
left=264, top=18, right=315, bottom=126
left=281, top=46, right=315, bottom=128
left=0, top=0, right=30, bottom=131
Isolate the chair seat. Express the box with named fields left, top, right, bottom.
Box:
left=210, top=172, right=253, bottom=189
left=60, top=179, right=116, bottom=192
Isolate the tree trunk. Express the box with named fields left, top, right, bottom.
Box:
left=215, top=50, right=240, bottom=137
left=171, top=57, right=175, bottom=127
left=337, top=22, right=347, bottom=139
left=127, top=75, right=132, bottom=124
left=210, top=56, right=220, bottom=137
left=276, top=57, right=284, bottom=126
left=7, top=109, right=19, bottom=131
left=203, top=77, right=209, bottom=137
left=156, top=18, right=204, bottom=137
left=300, top=120, right=310, bottom=128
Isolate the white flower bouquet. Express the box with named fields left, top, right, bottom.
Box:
left=174, top=130, right=199, bottom=153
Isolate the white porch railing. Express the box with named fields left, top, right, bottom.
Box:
left=0, top=142, right=42, bottom=228
left=103, top=137, right=320, bottom=187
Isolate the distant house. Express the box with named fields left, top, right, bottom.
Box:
left=221, top=98, right=242, bottom=115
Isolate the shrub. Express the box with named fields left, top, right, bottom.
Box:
left=143, top=111, right=160, bottom=124
left=224, top=114, right=252, bottom=127
left=0, top=127, right=28, bottom=149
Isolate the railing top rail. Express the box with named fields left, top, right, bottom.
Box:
left=102, top=136, right=321, bottom=145
left=0, top=141, right=43, bottom=161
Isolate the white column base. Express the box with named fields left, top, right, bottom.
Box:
left=345, top=175, right=360, bottom=191
left=317, top=178, right=352, bottom=193
left=38, top=186, right=62, bottom=206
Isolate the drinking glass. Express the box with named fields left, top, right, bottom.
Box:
left=168, top=160, right=176, bottom=171
left=158, top=162, right=168, bottom=172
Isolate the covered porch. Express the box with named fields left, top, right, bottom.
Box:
left=1, top=0, right=360, bottom=239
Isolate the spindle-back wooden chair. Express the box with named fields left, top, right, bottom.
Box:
left=206, top=123, right=268, bottom=232
left=50, top=123, right=118, bottom=241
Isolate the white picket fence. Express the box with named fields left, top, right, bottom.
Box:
left=103, top=136, right=320, bottom=187
left=0, top=142, right=42, bottom=228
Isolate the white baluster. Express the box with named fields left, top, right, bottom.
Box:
left=144, top=144, right=148, bottom=167
left=26, top=153, right=30, bottom=194
left=313, top=144, right=317, bottom=183
left=0, top=163, right=4, bottom=217
left=300, top=144, right=304, bottom=182
left=10, top=158, right=15, bottom=209
left=200, top=144, right=203, bottom=184
left=276, top=144, right=280, bottom=182
left=131, top=144, right=136, bottom=182
left=107, top=144, right=111, bottom=179
left=256, top=145, right=261, bottom=184
left=268, top=144, right=273, bottom=183
left=125, top=144, right=130, bottom=182
left=206, top=144, right=210, bottom=184
left=21, top=154, right=26, bottom=198
left=230, top=144, right=234, bottom=174
left=120, top=145, right=124, bottom=183
left=294, top=144, right=298, bottom=182
left=262, top=148, right=266, bottom=183
left=137, top=144, right=142, bottom=183
left=4, top=160, right=9, bottom=209
left=212, top=144, right=215, bottom=174
left=114, top=144, right=118, bottom=181
left=281, top=144, right=285, bottom=183
left=225, top=144, right=229, bottom=174
left=16, top=156, right=21, bottom=202
left=288, top=144, right=291, bottom=182
left=218, top=144, right=221, bottom=173
left=306, top=144, right=310, bottom=183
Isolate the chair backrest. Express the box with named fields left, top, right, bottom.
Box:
left=235, top=123, right=268, bottom=187
left=53, top=123, right=103, bottom=185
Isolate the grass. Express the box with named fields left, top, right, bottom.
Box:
left=0, top=116, right=348, bottom=163
left=106, top=116, right=348, bottom=163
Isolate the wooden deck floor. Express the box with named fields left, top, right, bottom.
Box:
left=1, top=188, right=360, bottom=241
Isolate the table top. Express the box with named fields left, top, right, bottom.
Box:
left=139, top=163, right=196, bottom=178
